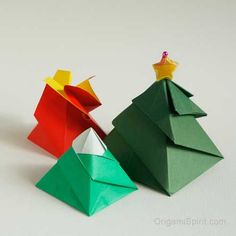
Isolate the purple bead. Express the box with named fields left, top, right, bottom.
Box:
left=162, top=51, right=168, bottom=57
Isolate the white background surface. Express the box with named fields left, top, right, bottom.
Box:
left=0, top=0, right=235, bottom=235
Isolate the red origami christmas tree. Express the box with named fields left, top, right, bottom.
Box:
left=28, top=70, right=106, bottom=158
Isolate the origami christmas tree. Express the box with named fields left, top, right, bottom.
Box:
left=36, top=128, right=137, bottom=216
left=28, top=70, right=106, bottom=158
left=105, top=51, right=223, bottom=195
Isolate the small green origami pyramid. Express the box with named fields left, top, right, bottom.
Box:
left=105, top=52, right=223, bottom=195
left=36, top=128, right=137, bottom=216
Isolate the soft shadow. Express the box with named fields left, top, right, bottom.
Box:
left=14, top=163, right=87, bottom=217
left=16, top=163, right=52, bottom=184
left=135, top=181, right=171, bottom=197
left=0, top=113, right=51, bottom=157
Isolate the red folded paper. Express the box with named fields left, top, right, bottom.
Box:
left=28, top=70, right=106, bottom=158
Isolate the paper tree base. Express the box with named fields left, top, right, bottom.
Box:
left=36, top=128, right=137, bottom=216
left=105, top=129, right=221, bottom=195
left=104, top=79, right=223, bottom=195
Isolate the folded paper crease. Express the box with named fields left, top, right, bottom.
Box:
left=36, top=128, right=137, bottom=216
left=28, top=70, right=106, bottom=158
left=105, top=79, right=223, bottom=195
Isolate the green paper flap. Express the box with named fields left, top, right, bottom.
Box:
left=89, top=181, right=135, bottom=215
left=167, top=143, right=222, bottom=194
left=171, top=80, right=193, bottom=97
left=102, top=149, right=118, bottom=161
left=78, top=153, right=137, bottom=189
left=37, top=147, right=92, bottom=214
left=37, top=146, right=137, bottom=216
left=105, top=129, right=171, bottom=195
left=130, top=80, right=222, bottom=157
left=169, top=115, right=223, bottom=157
left=57, top=148, right=92, bottom=211
left=113, top=104, right=170, bottom=190
left=132, top=80, right=174, bottom=140
left=167, top=80, right=207, bottom=117
left=36, top=164, right=88, bottom=213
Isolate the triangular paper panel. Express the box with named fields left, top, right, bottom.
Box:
left=166, top=80, right=206, bottom=117
left=88, top=181, right=135, bottom=216
left=64, top=84, right=101, bottom=112
left=112, top=104, right=169, bottom=191
left=53, top=70, right=72, bottom=87
left=105, top=129, right=170, bottom=195
left=45, top=70, right=72, bottom=97
left=72, top=128, right=106, bottom=156
left=167, top=144, right=222, bottom=195
left=36, top=148, right=91, bottom=214
left=169, top=115, right=223, bottom=157
left=36, top=164, right=87, bottom=213
left=132, top=80, right=174, bottom=140
left=79, top=153, right=136, bottom=188
left=36, top=128, right=137, bottom=216
left=171, top=80, right=193, bottom=97
left=77, top=77, right=100, bottom=102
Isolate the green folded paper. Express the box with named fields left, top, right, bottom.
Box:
left=36, top=128, right=137, bottom=216
left=105, top=52, right=223, bottom=195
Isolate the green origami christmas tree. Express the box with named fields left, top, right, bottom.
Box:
left=105, top=51, right=223, bottom=196
left=36, top=128, right=137, bottom=216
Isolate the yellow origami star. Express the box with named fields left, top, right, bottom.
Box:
left=153, top=51, right=178, bottom=81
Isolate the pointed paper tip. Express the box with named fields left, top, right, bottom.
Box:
left=86, top=75, right=96, bottom=80
left=76, top=76, right=100, bottom=103
left=76, top=75, right=96, bottom=86
left=86, top=127, right=96, bottom=135
left=54, top=69, right=72, bottom=86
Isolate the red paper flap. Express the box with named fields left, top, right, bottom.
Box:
left=64, top=85, right=101, bottom=113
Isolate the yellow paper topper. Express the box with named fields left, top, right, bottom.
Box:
left=153, top=51, right=178, bottom=81
left=44, top=70, right=99, bottom=101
